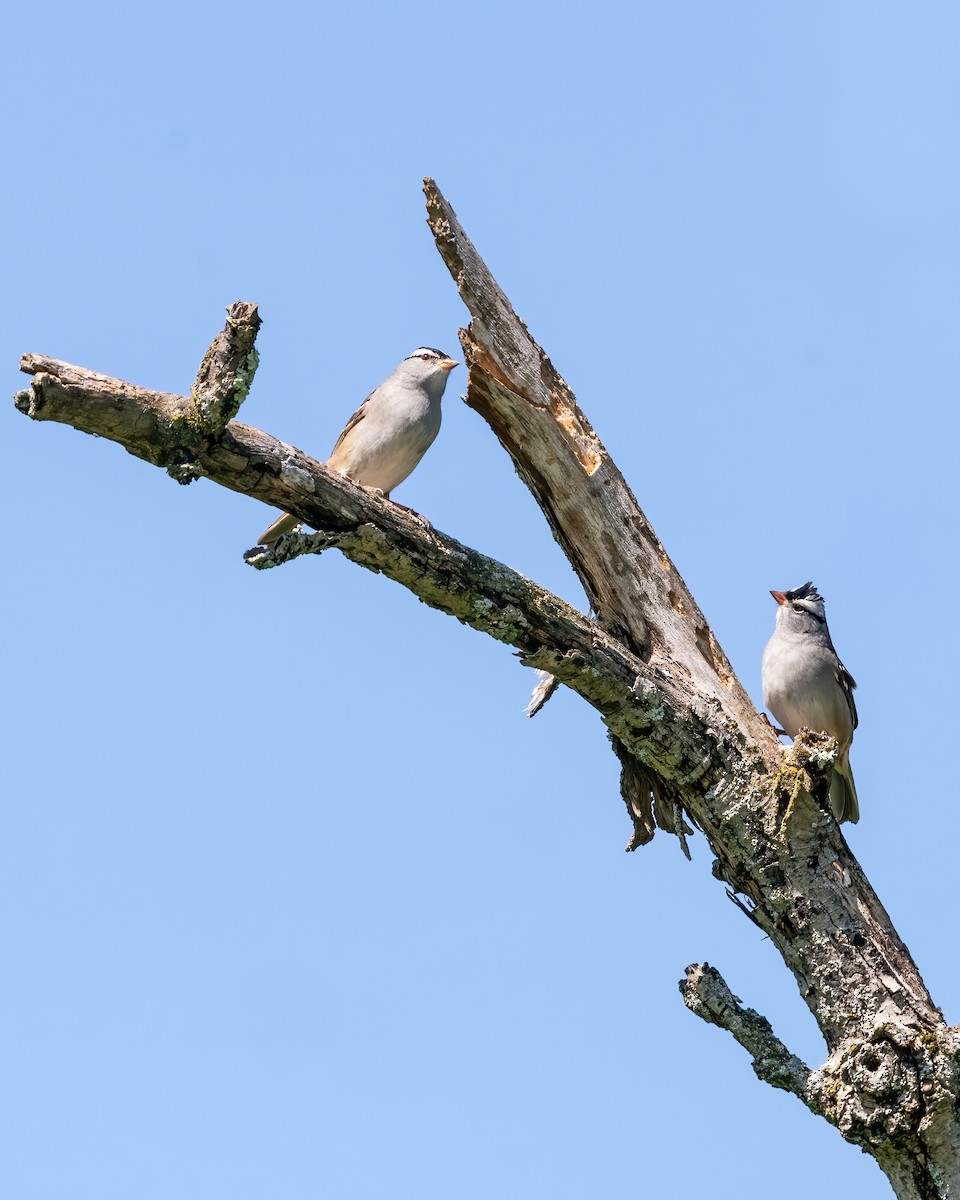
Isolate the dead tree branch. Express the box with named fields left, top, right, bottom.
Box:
left=680, top=962, right=817, bottom=1106
left=13, top=186, right=960, bottom=1198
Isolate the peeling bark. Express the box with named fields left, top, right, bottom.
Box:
left=13, top=184, right=960, bottom=1197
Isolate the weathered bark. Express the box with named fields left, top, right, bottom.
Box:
left=14, top=186, right=959, bottom=1197
left=425, top=180, right=751, bottom=720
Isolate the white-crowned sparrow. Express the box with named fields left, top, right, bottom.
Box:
left=258, top=347, right=458, bottom=545
left=761, top=582, right=859, bottom=824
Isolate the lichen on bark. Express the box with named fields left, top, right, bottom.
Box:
left=12, top=181, right=960, bottom=1199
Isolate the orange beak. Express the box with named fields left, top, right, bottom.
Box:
left=770, top=590, right=788, bottom=605
left=439, top=357, right=459, bottom=372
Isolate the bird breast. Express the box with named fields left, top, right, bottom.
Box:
left=328, top=390, right=441, bottom=496
left=761, top=637, right=854, bottom=747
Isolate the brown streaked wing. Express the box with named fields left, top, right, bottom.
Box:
left=329, top=395, right=372, bottom=458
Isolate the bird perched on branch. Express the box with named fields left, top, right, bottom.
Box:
left=257, top=347, right=458, bottom=545
left=761, top=582, right=859, bottom=824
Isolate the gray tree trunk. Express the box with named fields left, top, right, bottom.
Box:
left=14, top=181, right=960, bottom=1198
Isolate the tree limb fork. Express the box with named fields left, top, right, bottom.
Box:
left=14, top=184, right=959, bottom=1199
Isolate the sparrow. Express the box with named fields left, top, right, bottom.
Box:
left=761, top=582, right=859, bottom=824
left=258, top=346, right=458, bottom=545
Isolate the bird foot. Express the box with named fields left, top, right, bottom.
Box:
left=390, top=500, right=433, bottom=530
left=761, top=712, right=787, bottom=737
left=356, top=485, right=432, bottom=530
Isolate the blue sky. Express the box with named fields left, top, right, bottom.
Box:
left=4, top=3, right=958, bottom=1196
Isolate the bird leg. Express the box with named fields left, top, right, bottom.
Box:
left=385, top=496, right=433, bottom=530
left=351, top=482, right=433, bottom=530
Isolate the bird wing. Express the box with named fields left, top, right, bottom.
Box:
left=329, top=395, right=372, bottom=458
left=835, top=659, right=858, bottom=732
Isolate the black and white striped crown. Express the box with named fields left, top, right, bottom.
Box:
left=784, top=581, right=823, bottom=604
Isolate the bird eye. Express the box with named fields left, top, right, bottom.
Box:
left=793, top=604, right=805, bottom=614
left=420, top=353, right=432, bottom=361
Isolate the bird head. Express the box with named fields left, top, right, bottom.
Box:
left=770, top=581, right=828, bottom=632
left=396, top=347, right=459, bottom=396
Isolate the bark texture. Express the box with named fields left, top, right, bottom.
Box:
left=14, top=184, right=959, bottom=1198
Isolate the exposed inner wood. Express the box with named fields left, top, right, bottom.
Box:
left=12, top=185, right=958, bottom=1199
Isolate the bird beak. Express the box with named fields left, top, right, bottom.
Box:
left=770, top=590, right=787, bottom=605
left=438, top=357, right=459, bottom=372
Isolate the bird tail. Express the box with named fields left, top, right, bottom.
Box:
left=829, top=751, right=859, bottom=825
left=258, top=511, right=302, bottom=546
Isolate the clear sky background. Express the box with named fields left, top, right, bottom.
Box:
left=3, top=3, right=958, bottom=1197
